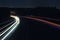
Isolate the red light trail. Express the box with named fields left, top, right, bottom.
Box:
left=22, top=16, right=60, bottom=27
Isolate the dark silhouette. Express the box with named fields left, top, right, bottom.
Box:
left=10, top=7, right=60, bottom=18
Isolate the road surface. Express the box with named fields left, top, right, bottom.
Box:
left=0, top=15, right=60, bottom=40
left=0, top=15, right=20, bottom=40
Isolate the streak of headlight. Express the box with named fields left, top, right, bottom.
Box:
left=24, top=16, right=60, bottom=27
left=0, top=20, right=14, bottom=31
left=1, top=15, right=20, bottom=40
left=0, top=19, right=12, bottom=26
left=0, top=20, right=15, bottom=36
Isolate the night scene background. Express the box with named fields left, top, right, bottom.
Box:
left=0, top=0, right=60, bottom=40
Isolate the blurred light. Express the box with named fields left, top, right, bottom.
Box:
left=1, top=15, right=20, bottom=40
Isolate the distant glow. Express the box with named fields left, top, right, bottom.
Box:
left=1, top=15, right=20, bottom=40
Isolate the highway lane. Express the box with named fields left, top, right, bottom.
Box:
left=0, top=15, right=60, bottom=40
left=0, top=18, right=15, bottom=34
left=0, top=20, right=15, bottom=36
left=0, top=15, right=20, bottom=40
left=7, top=16, right=60, bottom=40
left=0, top=18, right=14, bottom=31
left=0, top=19, right=15, bottom=31
left=0, top=19, right=14, bottom=26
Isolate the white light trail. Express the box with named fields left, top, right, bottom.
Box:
left=0, top=20, right=14, bottom=31
left=1, top=15, right=20, bottom=40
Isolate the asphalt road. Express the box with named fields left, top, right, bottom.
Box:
left=0, top=18, right=14, bottom=32
left=7, top=16, right=60, bottom=40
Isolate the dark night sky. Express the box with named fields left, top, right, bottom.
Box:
left=0, top=0, right=59, bottom=8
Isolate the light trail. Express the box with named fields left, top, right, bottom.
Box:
left=24, top=16, right=60, bottom=21
left=0, top=19, right=13, bottom=26
left=1, top=15, right=20, bottom=40
left=0, top=20, right=14, bottom=31
left=23, top=16, right=60, bottom=27
left=1, top=15, right=59, bottom=40
left=37, top=17, right=60, bottom=21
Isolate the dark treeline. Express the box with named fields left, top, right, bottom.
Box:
left=0, top=7, right=10, bottom=22
left=0, top=7, right=60, bottom=20
left=0, top=7, right=10, bottom=19
left=10, top=7, right=60, bottom=18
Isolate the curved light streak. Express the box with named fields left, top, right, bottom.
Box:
left=24, top=16, right=60, bottom=21
left=23, top=16, right=60, bottom=27
left=1, top=15, right=20, bottom=40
